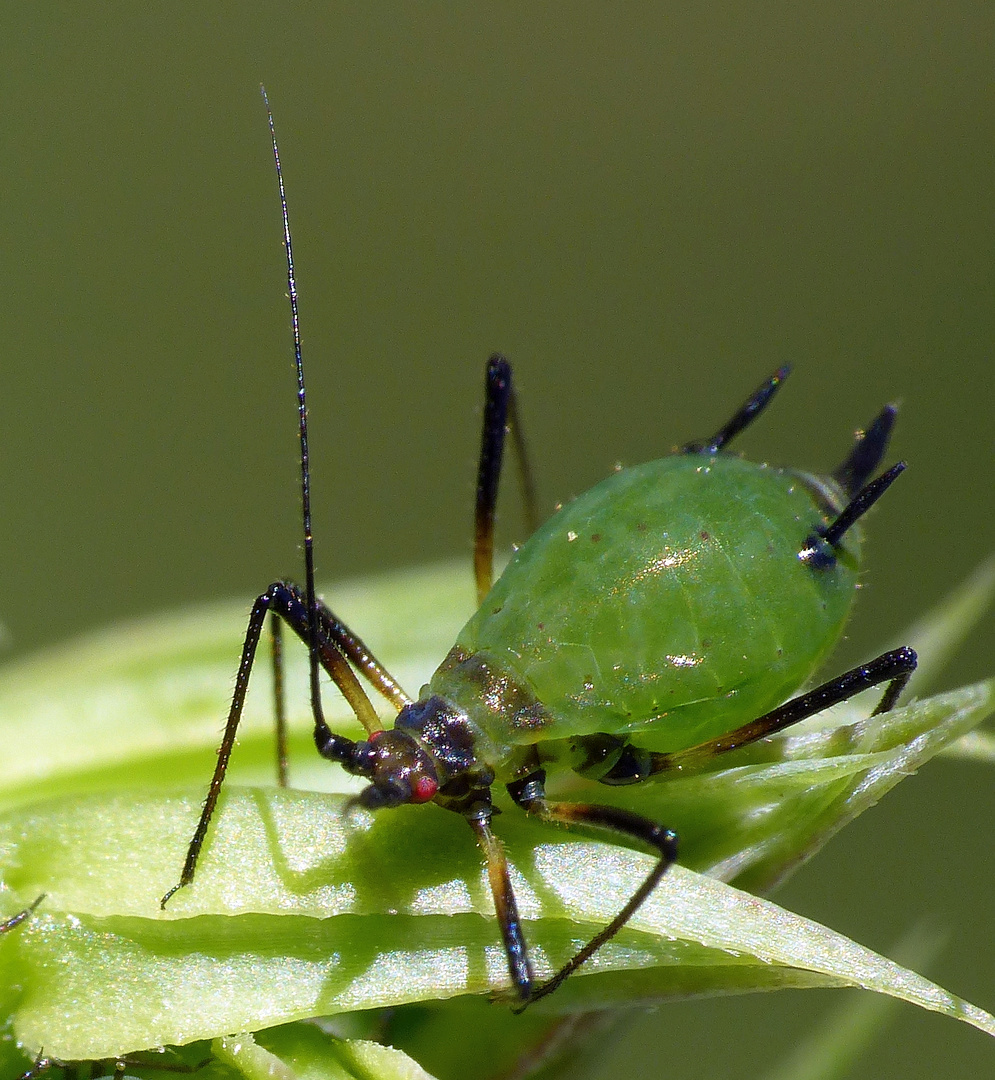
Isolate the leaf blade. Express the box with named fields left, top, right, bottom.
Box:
left=2, top=787, right=993, bottom=1060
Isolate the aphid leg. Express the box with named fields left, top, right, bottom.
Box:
left=0, top=893, right=45, bottom=934
left=642, top=645, right=918, bottom=776
left=681, top=366, right=790, bottom=454
left=506, top=771, right=678, bottom=1007
left=313, top=600, right=412, bottom=711
left=160, top=582, right=389, bottom=908
left=474, top=355, right=538, bottom=605
left=466, top=814, right=535, bottom=1002
left=832, top=404, right=898, bottom=498
left=270, top=614, right=288, bottom=787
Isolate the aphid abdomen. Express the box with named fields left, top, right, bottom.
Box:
left=441, top=453, right=861, bottom=754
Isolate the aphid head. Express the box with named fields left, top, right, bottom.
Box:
left=351, top=729, right=440, bottom=810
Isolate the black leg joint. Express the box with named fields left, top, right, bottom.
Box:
left=314, top=726, right=362, bottom=770
left=576, top=804, right=679, bottom=861
left=507, top=770, right=547, bottom=809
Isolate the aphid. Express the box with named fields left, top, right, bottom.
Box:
left=161, top=92, right=917, bottom=1006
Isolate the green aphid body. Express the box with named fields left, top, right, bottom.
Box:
left=166, top=107, right=916, bottom=1003
left=171, top=336, right=914, bottom=1005
left=430, top=453, right=858, bottom=776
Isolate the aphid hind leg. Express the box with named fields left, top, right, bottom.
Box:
left=16, top=1052, right=54, bottom=1080
left=474, top=355, right=538, bottom=604
left=598, top=646, right=918, bottom=782
left=506, top=771, right=678, bottom=1007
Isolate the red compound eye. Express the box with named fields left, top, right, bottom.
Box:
left=410, top=775, right=439, bottom=803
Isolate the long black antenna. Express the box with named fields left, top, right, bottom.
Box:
left=262, top=86, right=326, bottom=733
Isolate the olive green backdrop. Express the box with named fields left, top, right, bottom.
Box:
left=1, top=3, right=993, bottom=1077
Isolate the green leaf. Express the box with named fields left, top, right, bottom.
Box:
left=0, top=561, right=992, bottom=1075
left=1, top=780, right=994, bottom=1060
left=757, top=927, right=948, bottom=1080
left=214, top=1026, right=440, bottom=1080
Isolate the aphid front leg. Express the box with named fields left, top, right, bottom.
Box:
left=466, top=814, right=535, bottom=1001
left=506, top=770, right=677, bottom=1007
left=161, top=582, right=389, bottom=908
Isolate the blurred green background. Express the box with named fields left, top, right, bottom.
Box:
left=1, top=3, right=993, bottom=1077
